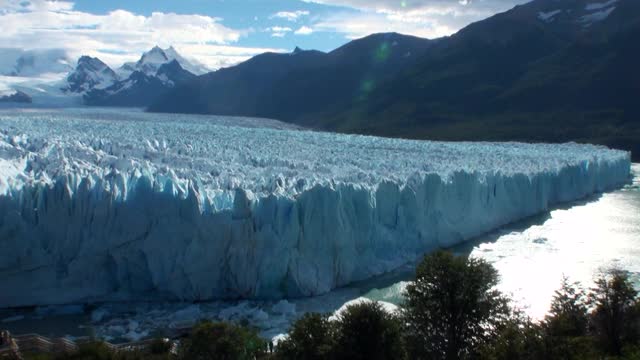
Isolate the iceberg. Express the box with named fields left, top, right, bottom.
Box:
left=0, top=109, right=631, bottom=308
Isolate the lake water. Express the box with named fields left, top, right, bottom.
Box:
left=466, top=163, right=640, bottom=318
left=1, top=164, right=638, bottom=342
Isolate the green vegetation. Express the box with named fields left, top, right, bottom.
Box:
left=589, top=269, right=640, bottom=356
left=275, top=301, right=405, bottom=360
left=332, top=301, right=405, bottom=360
left=540, top=276, right=594, bottom=359
left=274, top=313, right=336, bottom=360
left=276, top=251, right=640, bottom=360
left=177, top=321, right=267, bottom=360
left=403, top=251, right=510, bottom=359
left=21, top=252, right=640, bottom=360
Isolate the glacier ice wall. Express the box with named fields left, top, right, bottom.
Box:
left=0, top=109, right=631, bottom=307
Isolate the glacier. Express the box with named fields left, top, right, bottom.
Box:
left=0, top=108, right=631, bottom=308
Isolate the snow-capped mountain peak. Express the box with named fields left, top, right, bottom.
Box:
left=83, top=52, right=197, bottom=107
left=76, top=56, right=113, bottom=73
left=163, top=46, right=180, bottom=59
left=64, top=56, right=118, bottom=93
left=162, top=46, right=210, bottom=75
left=136, top=46, right=170, bottom=74
left=118, top=46, right=209, bottom=78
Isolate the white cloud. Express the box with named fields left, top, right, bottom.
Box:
left=268, top=26, right=293, bottom=32
left=267, top=26, right=293, bottom=37
left=301, top=0, right=529, bottom=39
left=0, top=0, right=256, bottom=69
left=0, top=0, right=74, bottom=13
left=301, top=0, right=517, bottom=13
left=172, top=44, right=286, bottom=70
left=312, top=11, right=456, bottom=39
left=271, top=10, right=310, bottom=21
left=294, top=26, right=314, bottom=35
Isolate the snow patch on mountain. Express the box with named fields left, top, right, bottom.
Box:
left=162, top=47, right=209, bottom=75
left=585, top=0, right=618, bottom=11
left=118, top=46, right=208, bottom=78
left=581, top=6, right=617, bottom=24
left=538, top=9, right=563, bottom=22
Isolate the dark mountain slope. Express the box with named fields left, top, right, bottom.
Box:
left=154, top=48, right=329, bottom=116
left=148, top=33, right=434, bottom=119
left=0, top=91, right=31, bottom=104
left=317, top=0, right=640, bottom=158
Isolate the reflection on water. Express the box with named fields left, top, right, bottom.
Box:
left=1, top=165, right=639, bottom=339
left=465, top=164, right=640, bottom=318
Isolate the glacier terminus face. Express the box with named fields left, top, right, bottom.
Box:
left=0, top=108, right=631, bottom=308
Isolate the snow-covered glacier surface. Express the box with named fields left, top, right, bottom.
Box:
left=0, top=108, right=631, bottom=308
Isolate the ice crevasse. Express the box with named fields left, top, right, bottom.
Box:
left=0, top=110, right=631, bottom=307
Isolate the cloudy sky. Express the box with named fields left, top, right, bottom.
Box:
left=0, top=0, right=529, bottom=70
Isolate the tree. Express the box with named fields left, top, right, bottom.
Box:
left=403, top=251, right=510, bottom=360
left=275, top=313, right=335, bottom=360
left=478, top=310, right=545, bottom=360
left=332, top=301, right=406, bottom=360
left=542, top=276, right=593, bottom=359
left=546, top=276, right=589, bottom=337
left=177, top=321, right=267, bottom=360
left=588, top=268, right=639, bottom=356
left=148, top=338, right=172, bottom=356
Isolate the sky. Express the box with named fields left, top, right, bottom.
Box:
left=0, top=0, right=530, bottom=70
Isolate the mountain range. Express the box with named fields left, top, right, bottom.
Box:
left=63, top=46, right=204, bottom=107
left=148, top=34, right=434, bottom=121
left=148, top=0, right=640, bottom=159
left=0, top=46, right=207, bottom=107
